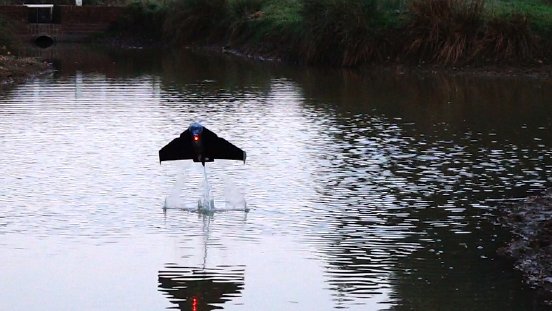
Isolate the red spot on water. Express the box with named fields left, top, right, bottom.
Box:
left=192, top=296, right=198, bottom=311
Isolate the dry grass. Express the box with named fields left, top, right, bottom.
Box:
left=473, top=14, right=537, bottom=62
left=404, top=0, right=541, bottom=65
left=300, top=0, right=395, bottom=66
left=405, top=0, right=485, bottom=65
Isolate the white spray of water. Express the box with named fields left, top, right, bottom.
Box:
left=224, top=179, right=247, bottom=211
left=164, top=165, right=188, bottom=209
left=197, top=166, right=215, bottom=212
left=163, top=164, right=248, bottom=213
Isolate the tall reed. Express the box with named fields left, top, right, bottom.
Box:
left=300, top=0, right=395, bottom=66
left=157, top=0, right=546, bottom=65
left=405, top=0, right=485, bottom=65
left=405, top=0, right=544, bottom=64
left=473, top=13, right=537, bottom=62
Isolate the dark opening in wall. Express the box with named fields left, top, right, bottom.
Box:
left=34, top=35, right=54, bottom=48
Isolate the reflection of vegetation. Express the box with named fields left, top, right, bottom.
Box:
left=291, top=65, right=552, bottom=308
left=390, top=225, right=549, bottom=311
left=158, top=48, right=276, bottom=96
left=158, top=265, right=245, bottom=311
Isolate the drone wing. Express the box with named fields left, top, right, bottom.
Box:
left=159, top=129, right=194, bottom=163
left=202, top=127, right=246, bottom=163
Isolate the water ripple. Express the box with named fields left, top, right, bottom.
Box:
left=1, top=49, right=551, bottom=310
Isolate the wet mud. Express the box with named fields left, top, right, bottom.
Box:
left=500, top=189, right=552, bottom=305
left=0, top=55, right=51, bottom=85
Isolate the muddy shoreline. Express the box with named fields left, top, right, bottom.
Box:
left=2, top=42, right=552, bottom=86
left=0, top=55, right=52, bottom=86
left=202, top=44, right=552, bottom=80
left=499, top=189, right=552, bottom=305
left=364, top=63, right=552, bottom=81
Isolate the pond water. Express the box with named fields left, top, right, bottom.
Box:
left=1, top=45, right=551, bottom=310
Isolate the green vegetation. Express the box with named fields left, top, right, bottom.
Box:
left=114, top=0, right=552, bottom=66
left=488, top=0, right=552, bottom=34
left=403, top=0, right=542, bottom=64
left=162, top=0, right=228, bottom=44
left=300, top=0, right=400, bottom=65
left=405, top=0, right=486, bottom=64
left=158, top=0, right=406, bottom=65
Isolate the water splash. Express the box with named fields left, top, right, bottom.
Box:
left=163, top=165, right=248, bottom=214
left=163, top=166, right=188, bottom=210
left=197, top=166, right=215, bottom=213
left=224, top=180, right=248, bottom=212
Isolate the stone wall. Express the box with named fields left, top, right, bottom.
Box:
left=0, top=5, right=27, bottom=23
left=0, top=5, right=124, bottom=42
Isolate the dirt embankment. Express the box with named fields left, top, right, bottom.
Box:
left=500, top=189, right=552, bottom=304
left=0, top=55, right=51, bottom=86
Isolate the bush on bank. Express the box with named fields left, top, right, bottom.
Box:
left=121, top=0, right=552, bottom=66
left=404, top=0, right=542, bottom=64
left=111, top=0, right=167, bottom=39
left=300, top=0, right=401, bottom=66
left=162, top=0, right=228, bottom=44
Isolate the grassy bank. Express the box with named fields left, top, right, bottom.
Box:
left=95, top=0, right=552, bottom=66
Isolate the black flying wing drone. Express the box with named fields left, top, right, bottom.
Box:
left=159, top=122, right=246, bottom=166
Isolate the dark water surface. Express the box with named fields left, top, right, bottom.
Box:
left=1, top=45, right=551, bottom=310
